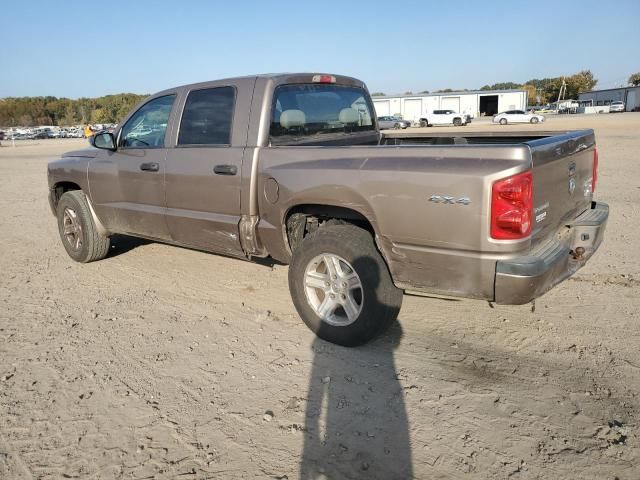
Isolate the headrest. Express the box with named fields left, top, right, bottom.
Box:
left=339, top=108, right=360, bottom=125
left=280, top=110, right=306, bottom=129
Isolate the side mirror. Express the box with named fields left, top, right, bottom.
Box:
left=91, top=132, right=116, bottom=151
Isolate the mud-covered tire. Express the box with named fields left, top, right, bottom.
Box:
left=288, top=224, right=403, bottom=347
left=56, top=191, right=110, bottom=263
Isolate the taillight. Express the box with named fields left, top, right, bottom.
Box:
left=491, top=170, right=533, bottom=240
left=592, top=148, right=598, bottom=193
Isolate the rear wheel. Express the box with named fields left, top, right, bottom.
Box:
left=288, top=224, right=403, bottom=347
left=453, top=118, right=462, bottom=126
left=530, top=117, right=539, bottom=124
left=56, top=191, right=110, bottom=263
left=499, top=118, right=508, bottom=125
left=419, top=119, right=428, bottom=128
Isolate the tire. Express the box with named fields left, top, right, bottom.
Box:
left=394, top=123, right=400, bottom=129
left=530, top=117, right=539, bottom=124
left=419, top=119, right=428, bottom=128
left=56, top=190, right=110, bottom=263
left=499, top=118, right=507, bottom=125
left=288, top=224, right=403, bottom=347
left=453, top=118, right=462, bottom=126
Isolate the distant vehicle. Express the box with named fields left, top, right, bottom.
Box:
left=418, top=110, right=467, bottom=127
left=377, top=116, right=409, bottom=129
left=0, top=131, right=5, bottom=141
left=493, top=110, right=545, bottom=125
left=609, top=101, right=625, bottom=113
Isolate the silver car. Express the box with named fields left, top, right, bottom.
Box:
left=377, top=116, right=410, bottom=129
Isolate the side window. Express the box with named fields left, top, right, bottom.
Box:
left=120, top=95, right=175, bottom=148
left=178, top=86, right=235, bottom=146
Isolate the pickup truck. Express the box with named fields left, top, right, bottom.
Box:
left=418, top=109, right=468, bottom=127
left=48, top=73, right=608, bottom=346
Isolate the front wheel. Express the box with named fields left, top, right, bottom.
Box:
left=499, top=118, right=508, bottom=125
left=453, top=118, right=462, bottom=126
left=288, top=224, right=403, bottom=347
left=393, top=123, right=401, bottom=129
left=419, top=119, right=428, bottom=128
left=56, top=190, right=110, bottom=263
left=530, top=117, right=539, bottom=124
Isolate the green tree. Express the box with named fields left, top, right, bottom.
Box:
left=370, top=92, right=386, bottom=96
left=629, top=73, right=640, bottom=86
left=91, top=107, right=110, bottom=124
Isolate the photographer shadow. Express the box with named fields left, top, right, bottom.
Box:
left=300, top=256, right=412, bottom=479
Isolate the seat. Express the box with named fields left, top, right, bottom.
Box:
left=280, top=109, right=306, bottom=129
left=339, top=108, right=360, bottom=125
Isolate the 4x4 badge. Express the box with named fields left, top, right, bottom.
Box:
left=429, top=195, right=471, bottom=205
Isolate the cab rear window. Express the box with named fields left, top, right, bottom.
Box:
left=270, top=84, right=375, bottom=144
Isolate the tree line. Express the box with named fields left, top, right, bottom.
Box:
left=2, top=70, right=639, bottom=126
left=372, top=70, right=640, bottom=104
left=0, top=93, right=148, bottom=127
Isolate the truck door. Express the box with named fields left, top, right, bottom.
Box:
left=164, top=79, right=253, bottom=256
left=88, top=94, right=177, bottom=240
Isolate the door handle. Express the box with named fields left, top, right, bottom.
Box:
left=214, top=165, right=237, bottom=176
left=140, top=162, right=159, bottom=172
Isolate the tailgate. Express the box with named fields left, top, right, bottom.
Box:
left=527, top=130, right=596, bottom=244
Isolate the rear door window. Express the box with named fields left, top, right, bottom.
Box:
left=178, top=86, right=235, bottom=146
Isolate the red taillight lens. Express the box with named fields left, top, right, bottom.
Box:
left=491, top=170, right=533, bottom=240
left=592, top=148, right=598, bottom=193
left=312, top=74, right=336, bottom=84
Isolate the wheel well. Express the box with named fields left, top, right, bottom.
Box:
left=52, top=182, right=81, bottom=209
left=285, top=205, right=374, bottom=253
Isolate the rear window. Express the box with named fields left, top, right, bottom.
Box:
left=270, top=84, right=375, bottom=144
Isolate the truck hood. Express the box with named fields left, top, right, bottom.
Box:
left=62, top=148, right=98, bottom=158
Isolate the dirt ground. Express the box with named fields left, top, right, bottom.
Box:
left=1, top=113, right=639, bottom=479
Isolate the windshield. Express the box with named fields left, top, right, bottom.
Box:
left=270, top=84, right=376, bottom=144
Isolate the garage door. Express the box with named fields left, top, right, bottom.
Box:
left=403, top=99, right=422, bottom=122
left=627, top=90, right=638, bottom=111
left=373, top=100, right=390, bottom=116
left=441, top=96, right=460, bottom=112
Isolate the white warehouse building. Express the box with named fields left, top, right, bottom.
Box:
left=372, top=89, right=529, bottom=121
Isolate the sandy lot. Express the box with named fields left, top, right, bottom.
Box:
left=1, top=113, right=639, bottom=479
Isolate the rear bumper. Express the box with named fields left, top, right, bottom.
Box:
left=494, top=202, right=608, bottom=304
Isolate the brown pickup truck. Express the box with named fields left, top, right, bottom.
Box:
left=48, top=73, right=608, bottom=346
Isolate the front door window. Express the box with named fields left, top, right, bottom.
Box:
left=120, top=95, right=176, bottom=148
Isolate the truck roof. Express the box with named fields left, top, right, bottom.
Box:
left=152, top=73, right=366, bottom=97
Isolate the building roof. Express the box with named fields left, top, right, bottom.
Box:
left=372, top=89, right=526, bottom=100
left=578, top=86, right=640, bottom=95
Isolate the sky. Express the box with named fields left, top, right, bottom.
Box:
left=1, top=0, right=639, bottom=98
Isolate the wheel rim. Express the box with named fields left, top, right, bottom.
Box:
left=303, top=254, right=363, bottom=326
left=62, top=207, right=82, bottom=251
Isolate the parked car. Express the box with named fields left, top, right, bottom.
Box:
left=377, top=116, right=409, bottom=129
left=48, top=73, right=607, bottom=347
left=494, top=110, right=545, bottom=125
left=609, top=101, right=625, bottom=113
left=418, top=109, right=468, bottom=127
